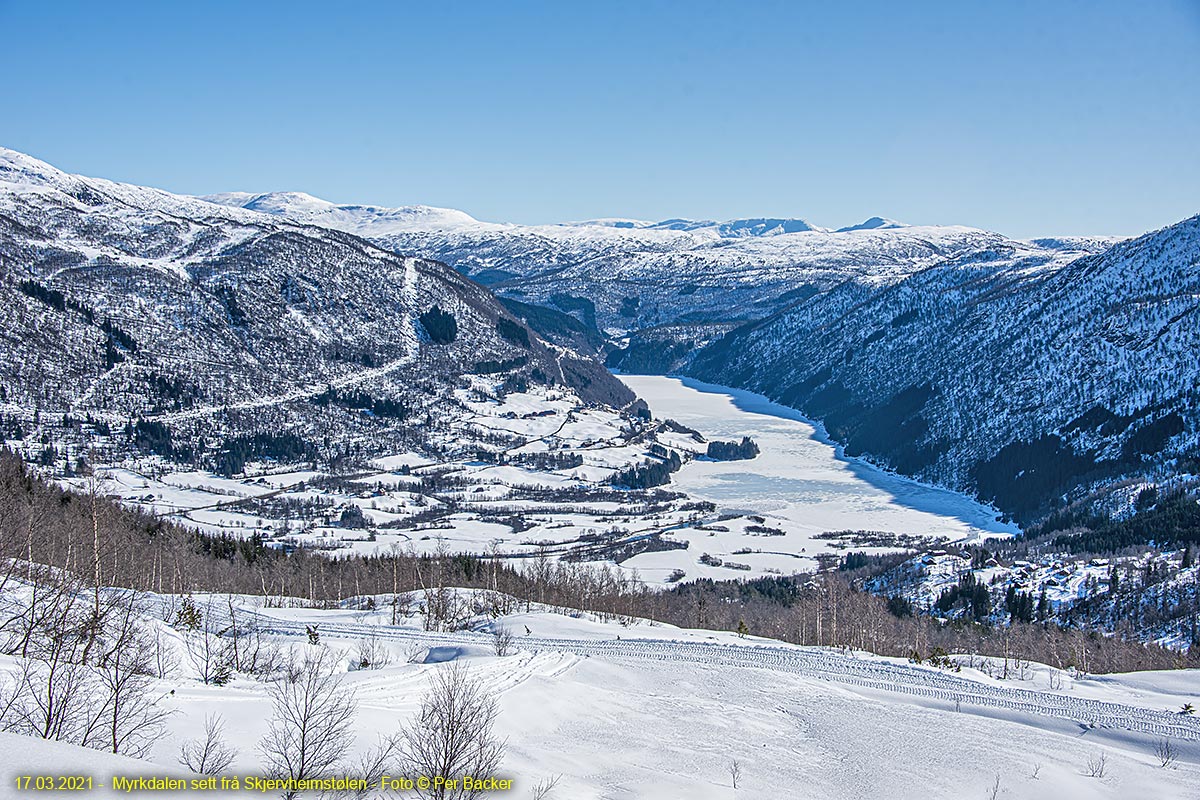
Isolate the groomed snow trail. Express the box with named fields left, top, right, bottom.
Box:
left=237, top=608, right=1200, bottom=743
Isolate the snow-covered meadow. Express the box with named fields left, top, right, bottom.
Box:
left=1, top=586, right=1197, bottom=800
left=75, top=377, right=1017, bottom=587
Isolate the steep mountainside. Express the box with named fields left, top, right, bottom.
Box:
left=691, top=215, right=1200, bottom=522
left=202, top=192, right=1114, bottom=340
left=195, top=186, right=1197, bottom=526
left=0, top=148, right=633, bottom=470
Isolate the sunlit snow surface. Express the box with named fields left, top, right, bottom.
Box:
left=82, top=376, right=1018, bottom=587
left=618, top=375, right=1016, bottom=581
left=1, top=590, right=1197, bottom=800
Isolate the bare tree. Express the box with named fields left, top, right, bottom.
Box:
left=492, top=626, right=514, bottom=657
left=224, top=595, right=281, bottom=677
left=986, top=773, right=1002, bottom=800
left=81, top=470, right=107, bottom=663
left=389, top=544, right=405, bottom=625
left=2, top=578, right=103, bottom=743
left=179, top=714, right=238, bottom=774
left=0, top=670, right=18, bottom=728
left=184, top=601, right=233, bottom=685
left=1154, top=737, right=1177, bottom=769
left=399, top=664, right=505, bottom=799
left=339, top=736, right=399, bottom=800
left=3, top=654, right=99, bottom=743
left=149, top=626, right=181, bottom=680
left=1029, top=762, right=1042, bottom=780
left=353, top=629, right=391, bottom=671
left=1085, top=751, right=1107, bottom=778
left=728, top=759, right=742, bottom=790
left=258, top=648, right=358, bottom=798
left=93, top=594, right=172, bottom=756
left=2, top=591, right=168, bottom=757
left=528, top=775, right=561, bottom=800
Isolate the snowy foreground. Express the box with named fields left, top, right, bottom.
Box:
left=2, top=591, right=1198, bottom=800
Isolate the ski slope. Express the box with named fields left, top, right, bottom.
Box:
left=2, top=591, right=1198, bottom=800
left=233, top=602, right=1200, bottom=743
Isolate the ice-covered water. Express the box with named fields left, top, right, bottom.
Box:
left=620, top=374, right=1018, bottom=542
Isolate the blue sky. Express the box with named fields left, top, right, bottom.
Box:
left=2, top=0, right=1198, bottom=237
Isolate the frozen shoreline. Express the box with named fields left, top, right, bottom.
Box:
left=615, top=373, right=1017, bottom=580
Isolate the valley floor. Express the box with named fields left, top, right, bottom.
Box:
left=67, top=375, right=1019, bottom=588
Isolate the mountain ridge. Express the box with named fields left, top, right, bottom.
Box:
left=192, top=172, right=1198, bottom=528
left=689, top=212, right=1200, bottom=523
left=200, top=187, right=1119, bottom=339
left=0, top=146, right=636, bottom=473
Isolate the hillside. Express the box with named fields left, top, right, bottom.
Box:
left=2, top=578, right=1197, bottom=800
left=0, top=147, right=634, bottom=474
left=197, top=185, right=1200, bottom=528
left=689, top=215, right=1200, bottom=524
left=201, top=192, right=1113, bottom=343
left=198, top=185, right=1195, bottom=528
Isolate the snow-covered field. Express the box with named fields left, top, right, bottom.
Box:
left=1, top=589, right=1197, bottom=800
left=75, top=377, right=1018, bottom=588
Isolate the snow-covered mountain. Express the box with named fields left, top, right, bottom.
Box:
left=641, top=216, right=829, bottom=236
left=691, top=214, right=1200, bottom=523
left=196, top=182, right=1194, bottom=526
left=837, top=215, right=908, bottom=232
left=201, top=190, right=1114, bottom=338
left=0, top=147, right=634, bottom=470
left=200, top=191, right=480, bottom=235
left=10, top=148, right=1193, bottom=530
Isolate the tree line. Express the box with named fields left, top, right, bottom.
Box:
left=0, top=449, right=1192, bottom=674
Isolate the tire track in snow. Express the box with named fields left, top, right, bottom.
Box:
left=239, top=609, right=1200, bottom=742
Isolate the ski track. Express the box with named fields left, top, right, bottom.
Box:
left=236, top=608, right=1200, bottom=742
left=350, top=649, right=580, bottom=706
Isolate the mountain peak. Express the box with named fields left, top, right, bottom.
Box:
left=836, top=216, right=908, bottom=232
left=1, top=146, right=76, bottom=192
left=645, top=217, right=827, bottom=237
left=200, top=191, right=479, bottom=235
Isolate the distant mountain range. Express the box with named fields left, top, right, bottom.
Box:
left=201, top=183, right=1197, bottom=527
left=3, top=147, right=1196, bottom=530
left=202, top=190, right=1119, bottom=335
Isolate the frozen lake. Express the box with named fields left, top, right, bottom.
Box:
left=617, top=374, right=1017, bottom=581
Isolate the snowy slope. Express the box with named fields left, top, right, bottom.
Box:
left=690, top=214, right=1200, bottom=521
left=195, top=175, right=1193, bottom=526
left=201, top=189, right=1113, bottom=335
left=837, top=215, right=908, bottom=232
left=201, top=191, right=480, bottom=235
left=0, top=146, right=634, bottom=471
left=3, top=589, right=1196, bottom=800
